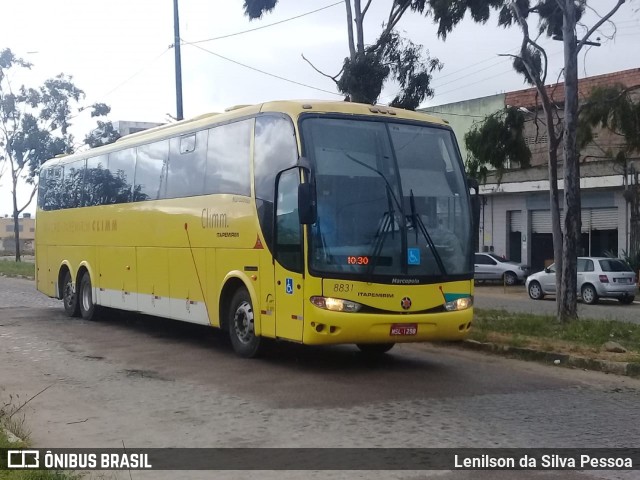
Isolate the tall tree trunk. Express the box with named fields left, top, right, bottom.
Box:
left=353, top=0, right=365, bottom=55
left=559, top=0, right=580, bottom=321
left=508, top=2, right=563, bottom=309
left=344, top=0, right=356, bottom=61
left=12, top=181, right=21, bottom=263
left=545, top=128, right=563, bottom=317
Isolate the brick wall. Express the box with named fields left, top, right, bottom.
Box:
left=505, top=68, right=640, bottom=108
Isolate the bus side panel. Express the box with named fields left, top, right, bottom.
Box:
left=47, top=245, right=89, bottom=298
left=215, top=249, right=260, bottom=331
left=136, top=247, right=170, bottom=317
left=205, top=248, right=219, bottom=328
left=168, top=248, right=209, bottom=325
left=97, top=246, right=137, bottom=311
left=258, top=249, right=276, bottom=338
left=35, top=244, right=55, bottom=297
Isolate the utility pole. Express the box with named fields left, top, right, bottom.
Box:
left=173, top=0, right=184, bottom=121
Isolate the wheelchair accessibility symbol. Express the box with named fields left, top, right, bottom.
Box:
left=285, top=278, right=294, bottom=295
left=408, top=248, right=421, bottom=265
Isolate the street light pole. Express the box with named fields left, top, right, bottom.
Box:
left=173, top=0, right=184, bottom=121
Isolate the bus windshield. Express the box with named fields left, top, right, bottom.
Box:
left=301, top=117, right=472, bottom=280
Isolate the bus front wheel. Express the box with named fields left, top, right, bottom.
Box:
left=62, top=270, right=80, bottom=317
left=356, top=343, right=395, bottom=355
left=228, top=288, right=262, bottom=358
left=78, top=271, right=98, bottom=321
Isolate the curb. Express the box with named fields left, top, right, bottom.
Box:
left=462, top=339, right=640, bottom=378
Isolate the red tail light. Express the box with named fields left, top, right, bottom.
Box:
left=599, top=275, right=609, bottom=283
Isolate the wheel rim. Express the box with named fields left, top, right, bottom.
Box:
left=529, top=283, right=541, bottom=298
left=63, top=280, right=75, bottom=309
left=583, top=287, right=594, bottom=303
left=82, top=281, right=92, bottom=312
left=233, top=301, right=254, bottom=345
left=505, top=273, right=516, bottom=285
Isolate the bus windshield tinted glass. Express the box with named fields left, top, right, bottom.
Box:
left=302, top=117, right=472, bottom=279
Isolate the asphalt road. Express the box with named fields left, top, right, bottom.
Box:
left=1, top=276, right=640, bottom=480
left=474, top=284, right=640, bottom=324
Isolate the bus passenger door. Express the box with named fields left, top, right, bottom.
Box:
left=273, top=169, right=304, bottom=341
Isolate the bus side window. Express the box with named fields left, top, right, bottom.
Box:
left=254, top=115, right=298, bottom=253
left=275, top=169, right=302, bottom=273
left=39, top=166, right=63, bottom=211
left=166, top=131, right=207, bottom=199
left=205, top=120, right=252, bottom=197
left=135, top=140, right=169, bottom=201
left=83, top=155, right=109, bottom=207
left=63, top=160, right=86, bottom=209
left=107, top=149, right=135, bottom=204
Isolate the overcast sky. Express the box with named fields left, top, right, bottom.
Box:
left=1, top=0, right=639, bottom=216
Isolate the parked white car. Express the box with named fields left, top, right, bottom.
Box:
left=526, top=257, right=638, bottom=304
left=474, top=253, right=530, bottom=285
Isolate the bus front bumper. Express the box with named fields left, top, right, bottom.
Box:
left=302, top=308, right=473, bottom=345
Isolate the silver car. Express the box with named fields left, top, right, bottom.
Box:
left=526, top=257, right=638, bottom=304
left=474, top=253, right=530, bottom=285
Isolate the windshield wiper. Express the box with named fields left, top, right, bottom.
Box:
left=366, top=187, right=397, bottom=277
left=409, top=189, right=448, bottom=277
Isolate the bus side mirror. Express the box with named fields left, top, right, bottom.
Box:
left=298, top=183, right=317, bottom=225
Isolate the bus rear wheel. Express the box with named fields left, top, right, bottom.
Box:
left=62, top=270, right=80, bottom=317
left=228, top=288, right=262, bottom=358
left=78, top=271, right=99, bottom=321
left=356, top=343, right=395, bottom=355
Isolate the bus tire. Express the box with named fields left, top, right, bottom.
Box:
left=228, top=288, right=262, bottom=358
left=78, top=271, right=99, bottom=321
left=356, top=343, right=395, bottom=355
left=62, top=269, right=80, bottom=317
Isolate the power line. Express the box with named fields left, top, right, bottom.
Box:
left=67, top=48, right=171, bottom=122
left=433, top=48, right=519, bottom=82
left=100, top=48, right=171, bottom=100
left=423, top=110, right=487, bottom=118
left=186, top=42, right=342, bottom=96
left=430, top=56, right=513, bottom=90
left=431, top=48, right=564, bottom=101
left=184, top=1, right=344, bottom=45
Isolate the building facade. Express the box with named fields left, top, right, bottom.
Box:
left=423, top=68, right=640, bottom=271
left=0, top=214, right=35, bottom=255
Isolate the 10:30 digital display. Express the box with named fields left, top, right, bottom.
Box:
left=347, top=256, right=370, bottom=265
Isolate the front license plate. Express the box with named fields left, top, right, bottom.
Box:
left=390, top=323, right=418, bottom=336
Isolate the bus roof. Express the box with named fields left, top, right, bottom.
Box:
left=42, top=100, right=449, bottom=168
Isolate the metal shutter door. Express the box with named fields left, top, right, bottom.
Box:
left=509, top=211, right=522, bottom=232
left=531, top=210, right=552, bottom=233
left=590, top=208, right=618, bottom=230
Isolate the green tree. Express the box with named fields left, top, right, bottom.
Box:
left=425, top=0, right=626, bottom=322
left=464, top=106, right=531, bottom=183
left=243, top=0, right=443, bottom=109
left=0, top=48, right=118, bottom=261
left=84, top=103, right=121, bottom=148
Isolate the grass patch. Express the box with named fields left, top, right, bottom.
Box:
left=1, top=392, right=79, bottom=480
left=471, top=308, right=640, bottom=361
left=0, top=261, right=35, bottom=278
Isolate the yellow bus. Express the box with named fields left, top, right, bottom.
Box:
left=36, top=100, right=475, bottom=357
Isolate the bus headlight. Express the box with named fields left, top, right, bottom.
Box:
left=444, top=296, right=473, bottom=311
left=310, top=296, right=362, bottom=312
